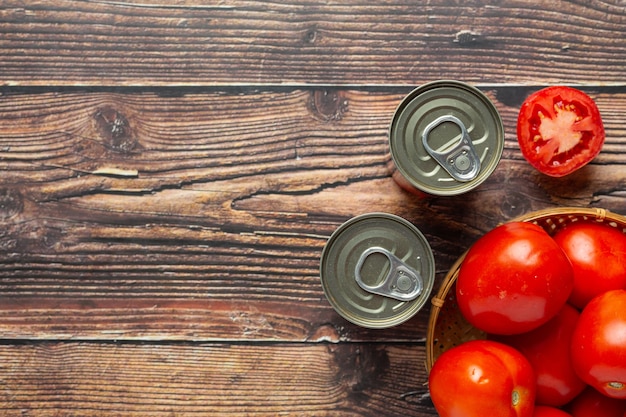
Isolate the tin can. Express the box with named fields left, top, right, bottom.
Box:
left=320, top=213, right=435, bottom=328
left=388, top=80, right=504, bottom=196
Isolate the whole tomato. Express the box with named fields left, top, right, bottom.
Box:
left=571, top=289, right=626, bottom=399
left=495, top=303, right=585, bottom=406
left=553, top=222, right=626, bottom=309
left=533, top=405, right=572, bottom=417
left=567, top=386, right=626, bottom=417
left=429, top=340, right=536, bottom=417
left=456, top=222, right=574, bottom=335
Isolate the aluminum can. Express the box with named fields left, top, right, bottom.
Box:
left=320, top=213, right=435, bottom=328
left=389, top=80, right=504, bottom=196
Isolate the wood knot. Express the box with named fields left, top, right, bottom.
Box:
left=308, top=324, right=341, bottom=343
left=309, top=90, right=348, bottom=122
left=0, top=188, right=23, bottom=221
left=303, top=28, right=318, bottom=44
left=500, top=191, right=532, bottom=219
left=331, top=345, right=390, bottom=400
left=453, top=30, right=481, bottom=46
left=93, top=106, right=139, bottom=153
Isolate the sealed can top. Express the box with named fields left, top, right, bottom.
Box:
left=389, top=80, right=504, bottom=196
left=320, top=213, right=435, bottom=328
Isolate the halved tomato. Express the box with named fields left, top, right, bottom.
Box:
left=517, top=86, right=605, bottom=177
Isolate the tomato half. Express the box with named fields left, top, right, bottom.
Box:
left=517, top=86, right=605, bottom=177
left=456, top=222, right=574, bottom=335
left=567, top=386, right=626, bottom=417
left=553, top=222, right=626, bottom=309
left=533, top=405, right=572, bottom=417
left=429, top=340, right=536, bottom=417
left=495, top=303, right=585, bottom=407
left=571, top=289, right=626, bottom=399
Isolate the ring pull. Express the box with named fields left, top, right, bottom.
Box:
left=422, top=115, right=481, bottom=182
left=354, top=247, right=423, bottom=302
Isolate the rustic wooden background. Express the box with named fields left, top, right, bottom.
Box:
left=1, top=1, right=625, bottom=415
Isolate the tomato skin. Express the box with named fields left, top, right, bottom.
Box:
left=571, top=289, right=626, bottom=399
left=429, top=340, right=536, bottom=417
left=517, top=86, right=605, bottom=177
left=553, top=222, right=626, bottom=309
left=533, top=405, right=572, bottom=417
left=494, top=304, right=585, bottom=406
left=567, top=386, right=626, bottom=417
left=456, top=222, right=574, bottom=335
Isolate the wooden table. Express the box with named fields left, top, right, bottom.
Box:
left=1, top=1, right=624, bottom=415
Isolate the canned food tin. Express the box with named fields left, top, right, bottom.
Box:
left=320, top=213, right=435, bottom=328
left=389, top=80, right=504, bottom=196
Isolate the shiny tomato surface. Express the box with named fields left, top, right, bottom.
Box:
left=567, top=386, right=626, bottom=417
left=456, top=222, right=574, bottom=335
left=517, top=86, right=605, bottom=177
left=553, top=222, right=626, bottom=309
left=495, top=303, right=585, bottom=406
left=429, top=340, right=536, bottom=417
left=533, top=405, right=572, bottom=417
left=571, top=289, right=626, bottom=399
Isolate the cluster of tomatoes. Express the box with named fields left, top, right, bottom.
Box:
left=428, top=220, right=626, bottom=417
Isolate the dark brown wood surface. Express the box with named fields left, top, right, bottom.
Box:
left=1, top=1, right=625, bottom=416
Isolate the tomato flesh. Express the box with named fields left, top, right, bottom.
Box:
left=517, top=86, right=604, bottom=177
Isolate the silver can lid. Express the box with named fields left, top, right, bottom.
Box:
left=320, top=213, right=435, bottom=328
left=389, top=80, right=504, bottom=195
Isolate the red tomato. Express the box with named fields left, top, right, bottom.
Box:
left=517, top=86, right=605, bottom=177
left=553, top=222, right=626, bottom=309
left=456, top=222, right=574, bottom=335
left=533, top=405, right=572, bottom=417
left=495, top=304, right=585, bottom=406
left=571, top=289, right=626, bottom=399
left=429, top=340, right=536, bottom=417
left=567, top=386, right=626, bottom=417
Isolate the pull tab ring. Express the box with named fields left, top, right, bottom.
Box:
left=422, top=115, right=481, bottom=182
left=354, top=247, right=423, bottom=302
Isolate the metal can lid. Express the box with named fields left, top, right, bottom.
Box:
left=320, top=213, right=435, bottom=328
left=389, top=80, right=504, bottom=196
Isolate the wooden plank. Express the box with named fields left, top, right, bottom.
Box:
left=1, top=87, right=625, bottom=341
left=0, top=341, right=435, bottom=416
left=1, top=0, right=625, bottom=86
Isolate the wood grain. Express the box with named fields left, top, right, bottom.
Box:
left=1, top=87, right=625, bottom=342
left=1, top=0, right=625, bottom=86
left=0, top=342, right=435, bottom=416
left=2, top=1, right=625, bottom=414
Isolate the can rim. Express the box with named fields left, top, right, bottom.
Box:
left=320, top=212, right=435, bottom=328
left=389, top=80, right=504, bottom=196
